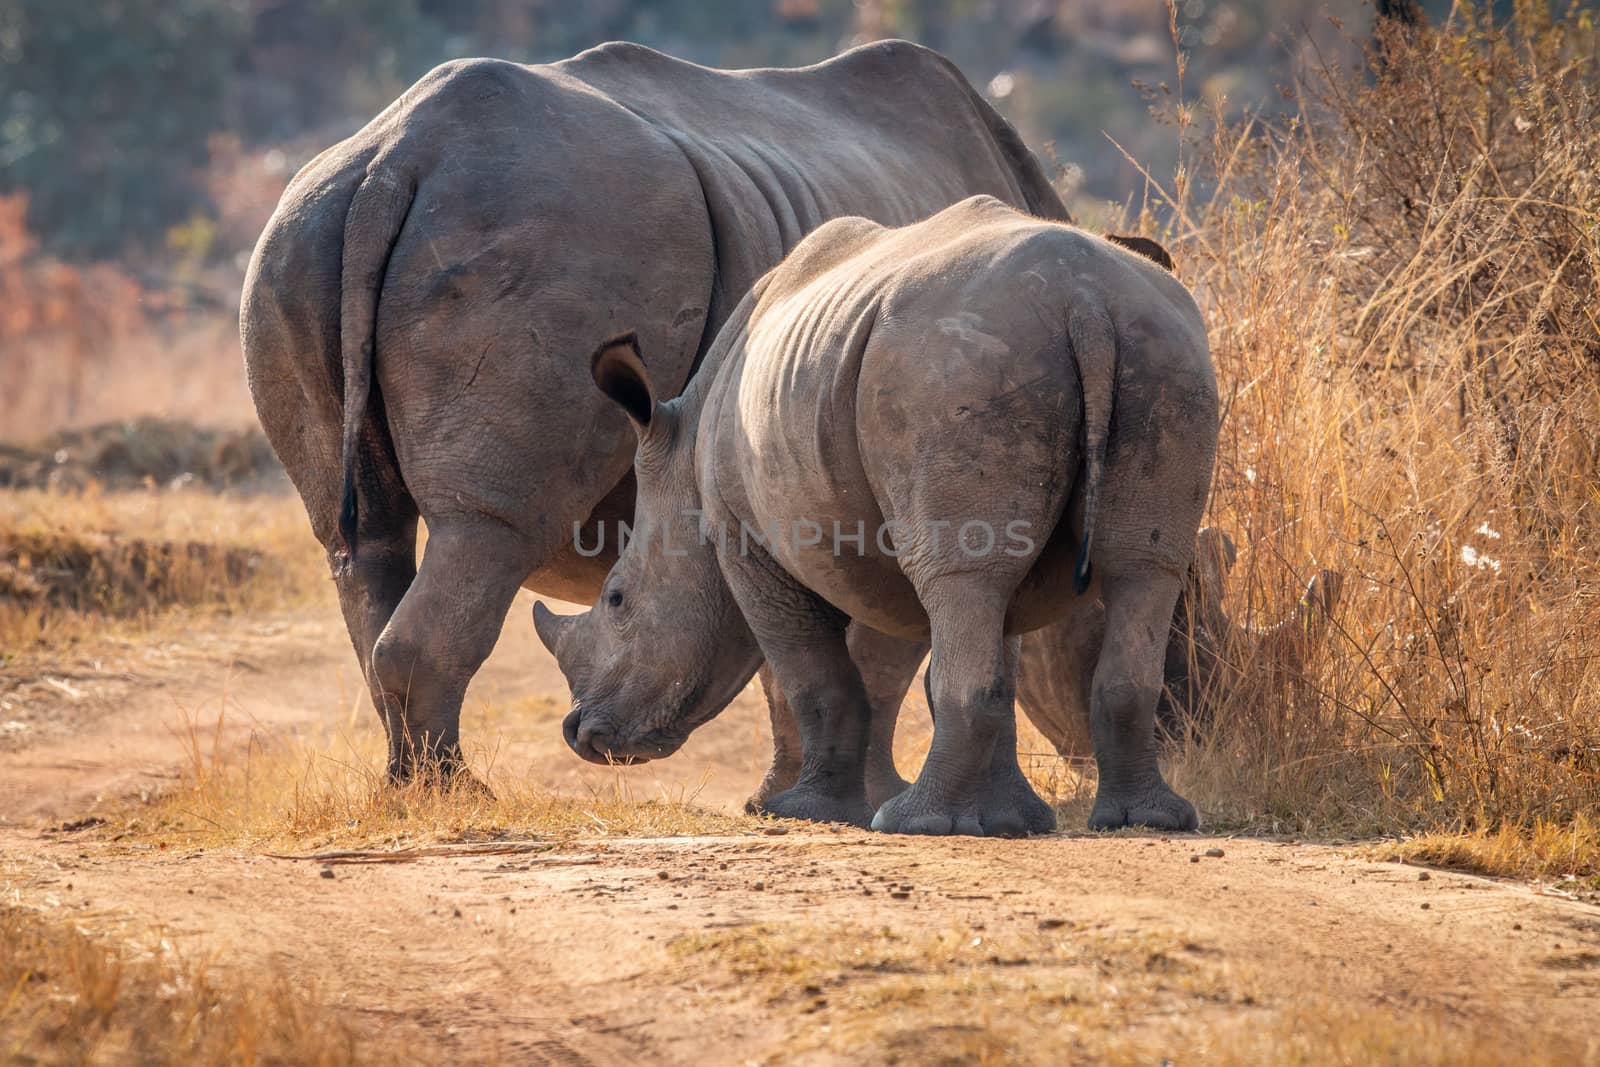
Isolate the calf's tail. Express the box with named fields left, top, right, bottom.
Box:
left=337, top=163, right=416, bottom=559
left=1065, top=308, right=1116, bottom=594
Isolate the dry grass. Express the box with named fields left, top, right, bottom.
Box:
left=1098, top=4, right=1600, bottom=846
left=672, top=917, right=1597, bottom=1066
left=0, top=488, right=323, bottom=661
left=673, top=919, right=1252, bottom=1065
left=1168, top=1003, right=1600, bottom=1067
left=123, top=704, right=760, bottom=852
left=1370, top=811, right=1600, bottom=884
left=0, top=905, right=408, bottom=1065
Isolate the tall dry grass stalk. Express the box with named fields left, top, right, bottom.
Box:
left=1142, top=3, right=1599, bottom=836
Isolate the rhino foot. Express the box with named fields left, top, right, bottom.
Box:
left=1087, top=779, right=1198, bottom=831
left=980, top=767, right=1057, bottom=837
left=744, top=754, right=803, bottom=815
left=760, top=786, right=875, bottom=829
left=385, top=756, right=496, bottom=800
left=864, top=762, right=911, bottom=810
left=870, top=777, right=1051, bottom=837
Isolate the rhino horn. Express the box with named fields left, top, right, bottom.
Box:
left=533, top=600, right=578, bottom=659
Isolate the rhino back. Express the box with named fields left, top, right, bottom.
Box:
left=691, top=199, right=1212, bottom=632
left=244, top=45, right=1069, bottom=583
left=559, top=40, right=1069, bottom=326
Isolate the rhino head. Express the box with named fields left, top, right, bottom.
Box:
left=534, top=334, right=764, bottom=764
left=1158, top=527, right=1345, bottom=737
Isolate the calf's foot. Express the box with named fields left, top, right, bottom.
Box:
left=871, top=769, right=1053, bottom=837
left=975, top=701, right=1056, bottom=836
left=761, top=784, right=874, bottom=828
left=980, top=760, right=1057, bottom=837
left=870, top=777, right=983, bottom=836
left=1088, top=775, right=1198, bottom=831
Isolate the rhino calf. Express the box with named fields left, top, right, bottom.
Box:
left=536, top=196, right=1218, bottom=835
left=748, top=527, right=1345, bottom=814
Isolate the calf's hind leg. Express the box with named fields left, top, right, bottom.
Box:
left=872, top=581, right=1050, bottom=836
left=1088, top=571, right=1199, bottom=830
left=976, top=635, right=1057, bottom=835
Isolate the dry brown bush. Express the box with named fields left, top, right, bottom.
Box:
left=0, top=192, right=257, bottom=439
left=1135, top=2, right=1600, bottom=840
left=0, top=489, right=323, bottom=660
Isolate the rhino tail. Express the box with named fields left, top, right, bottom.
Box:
left=1065, top=307, right=1116, bottom=594
left=337, top=163, right=416, bottom=560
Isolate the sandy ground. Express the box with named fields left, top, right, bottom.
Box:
left=3, top=595, right=1598, bottom=1063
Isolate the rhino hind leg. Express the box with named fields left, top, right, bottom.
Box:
left=975, top=635, right=1057, bottom=835
left=334, top=520, right=418, bottom=742
left=872, top=580, right=1050, bottom=837
left=368, top=514, right=534, bottom=785
left=1087, top=570, right=1199, bottom=831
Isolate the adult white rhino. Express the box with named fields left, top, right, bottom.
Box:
left=241, top=40, right=1070, bottom=780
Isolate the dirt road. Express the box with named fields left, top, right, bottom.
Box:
left=3, top=594, right=1597, bottom=1063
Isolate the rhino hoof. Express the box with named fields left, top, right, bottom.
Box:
left=981, top=767, right=1058, bottom=837
left=1087, top=783, right=1198, bottom=831
left=876, top=780, right=1049, bottom=838
left=759, top=787, right=874, bottom=829
left=870, top=808, right=984, bottom=836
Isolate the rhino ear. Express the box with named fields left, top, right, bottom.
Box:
left=591, top=332, right=657, bottom=432
left=1106, top=233, right=1175, bottom=272
left=1192, top=526, right=1237, bottom=588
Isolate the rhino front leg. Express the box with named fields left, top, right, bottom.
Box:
left=1088, top=570, right=1199, bottom=831
left=745, top=624, right=924, bottom=814
left=726, top=543, right=876, bottom=828
left=746, top=664, right=803, bottom=814
left=756, top=632, right=876, bottom=828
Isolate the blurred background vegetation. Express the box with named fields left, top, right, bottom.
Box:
left=2, top=1, right=1597, bottom=857
left=0, top=0, right=1462, bottom=270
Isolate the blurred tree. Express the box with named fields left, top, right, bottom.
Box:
left=0, top=0, right=1421, bottom=265
left=234, top=0, right=442, bottom=142
left=0, top=0, right=244, bottom=260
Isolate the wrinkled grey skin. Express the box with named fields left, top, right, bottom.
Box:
left=748, top=528, right=1344, bottom=811
left=537, top=196, right=1220, bottom=835
left=240, top=40, right=1070, bottom=781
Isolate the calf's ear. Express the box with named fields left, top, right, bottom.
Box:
left=591, top=332, right=658, bottom=431
left=1188, top=526, right=1237, bottom=607
left=1106, top=233, right=1175, bottom=272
